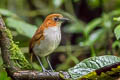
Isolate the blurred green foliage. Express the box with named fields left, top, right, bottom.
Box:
left=0, top=0, right=120, bottom=79
left=0, top=69, right=11, bottom=80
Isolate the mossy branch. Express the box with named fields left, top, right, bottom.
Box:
left=5, top=28, right=32, bottom=69
left=0, top=16, right=71, bottom=80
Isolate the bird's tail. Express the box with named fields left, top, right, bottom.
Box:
left=30, top=53, right=33, bottom=62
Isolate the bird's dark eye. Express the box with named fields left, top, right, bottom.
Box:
left=54, top=17, right=59, bottom=21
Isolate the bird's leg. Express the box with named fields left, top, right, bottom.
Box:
left=46, top=56, right=54, bottom=72
left=35, top=55, right=46, bottom=72
left=35, top=55, right=54, bottom=77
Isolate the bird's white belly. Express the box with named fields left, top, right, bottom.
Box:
left=33, top=26, right=61, bottom=57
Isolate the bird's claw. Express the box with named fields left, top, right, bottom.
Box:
left=43, top=70, right=53, bottom=76
left=43, top=68, right=54, bottom=72
left=43, top=70, right=53, bottom=73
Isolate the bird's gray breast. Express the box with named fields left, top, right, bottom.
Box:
left=33, top=26, right=61, bottom=57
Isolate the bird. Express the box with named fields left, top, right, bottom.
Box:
left=29, top=13, right=69, bottom=72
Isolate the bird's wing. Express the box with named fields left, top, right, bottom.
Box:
left=29, top=27, right=44, bottom=62
left=29, top=28, right=44, bottom=54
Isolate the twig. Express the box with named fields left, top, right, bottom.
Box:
left=13, top=71, right=70, bottom=80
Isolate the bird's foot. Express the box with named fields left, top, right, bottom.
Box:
left=43, top=68, right=54, bottom=72
left=43, top=69, right=53, bottom=76
left=43, top=69, right=54, bottom=73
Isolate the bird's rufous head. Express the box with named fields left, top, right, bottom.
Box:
left=43, top=14, right=69, bottom=28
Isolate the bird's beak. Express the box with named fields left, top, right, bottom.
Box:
left=59, top=18, right=69, bottom=22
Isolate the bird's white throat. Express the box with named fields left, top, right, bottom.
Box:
left=44, top=25, right=61, bottom=34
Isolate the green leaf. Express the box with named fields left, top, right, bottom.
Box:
left=80, top=29, right=104, bottom=46
left=0, top=70, right=11, bottom=80
left=64, top=21, right=84, bottom=33
left=87, top=0, right=100, bottom=9
left=102, top=13, right=112, bottom=28
left=0, top=9, right=17, bottom=17
left=112, top=40, right=120, bottom=48
left=113, top=17, right=120, bottom=21
left=32, top=62, right=42, bottom=71
left=84, top=18, right=101, bottom=37
left=53, top=0, right=64, bottom=8
left=0, top=56, right=3, bottom=66
left=110, top=9, right=120, bottom=16
left=114, top=24, right=120, bottom=40
left=68, top=55, right=120, bottom=79
left=5, top=17, right=37, bottom=38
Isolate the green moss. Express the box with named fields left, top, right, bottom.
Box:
left=5, top=29, right=13, bottom=39
left=5, top=29, right=32, bottom=69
